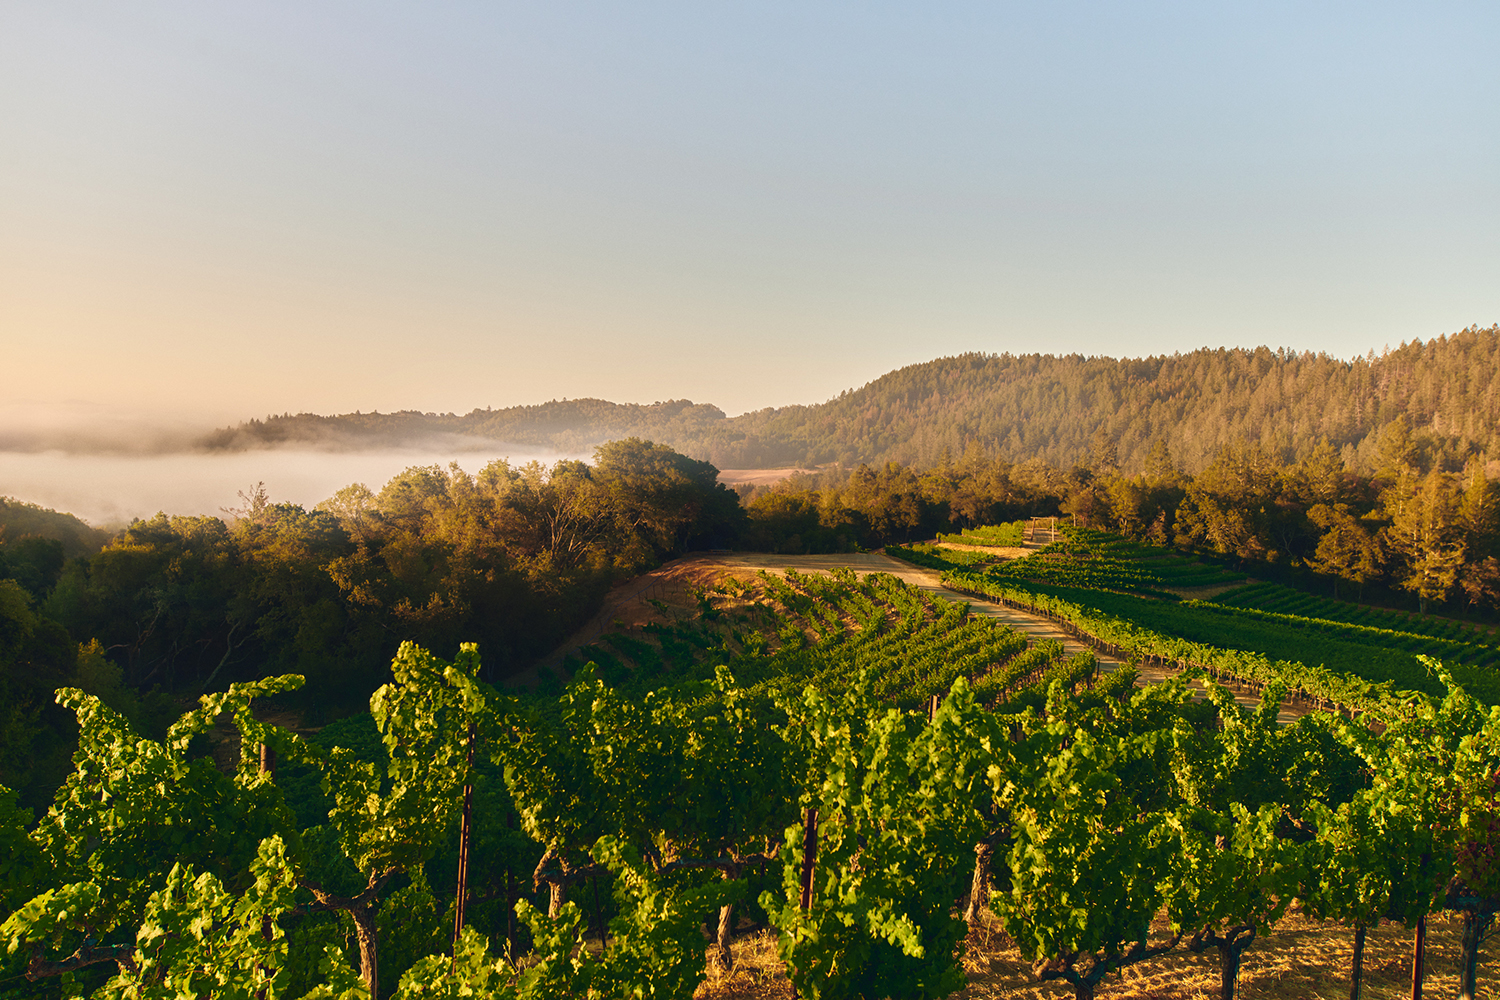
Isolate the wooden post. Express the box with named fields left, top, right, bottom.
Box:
left=1411, top=915, right=1426, bottom=1000
left=451, top=723, right=477, bottom=965
left=799, top=809, right=819, bottom=911
left=259, top=743, right=276, bottom=775
left=592, top=876, right=608, bottom=950
left=1349, top=923, right=1366, bottom=1000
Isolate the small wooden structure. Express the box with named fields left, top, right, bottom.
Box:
left=1025, top=517, right=1059, bottom=545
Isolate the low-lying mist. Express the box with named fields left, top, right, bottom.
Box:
left=0, top=444, right=587, bottom=529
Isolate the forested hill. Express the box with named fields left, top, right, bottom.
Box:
left=0, top=498, right=110, bottom=558
left=201, top=398, right=731, bottom=455
left=205, top=325, right=1500, bottom=475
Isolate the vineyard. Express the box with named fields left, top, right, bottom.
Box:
left=977, top=528, right=1246, bottom=596
left=883, top=542, right=998, bottom=571
left=563, top=568, right=1082, bottom=713
left=936, top=521, right=1027, bottom=547
left=5, top=567, right=1500, bottom=1000
left=1216, top=580, right=1500, bottom=646
left=943, top=570, right=1500, bottom=706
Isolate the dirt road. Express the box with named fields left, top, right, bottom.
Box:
left=534, top=550, right=1304, bottom=721
left=712, top=550, right=1114, bottom=663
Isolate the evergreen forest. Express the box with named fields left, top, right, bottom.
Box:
left=207, top=326, right=1500, bottom=476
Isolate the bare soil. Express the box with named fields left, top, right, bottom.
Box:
left=933, top=541, right=1035, bottom=560
left=699, top=909, right=1496, bottom=999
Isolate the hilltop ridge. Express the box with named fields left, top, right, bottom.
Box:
left=203, top=326, right=1500, bottom=476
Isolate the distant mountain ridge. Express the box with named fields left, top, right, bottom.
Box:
left=203, top=398, right=729, bottom=455
left=203, top=326, right=1500, bottom=475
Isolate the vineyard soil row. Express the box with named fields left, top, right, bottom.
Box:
left=701, top=909, right=1495, bottom=1000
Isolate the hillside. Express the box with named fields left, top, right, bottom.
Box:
left=201, top=398, right=729, bottom=455
left=202, top=325, right=1500, bottom=475
left=0, top=496, right=110, bottom=557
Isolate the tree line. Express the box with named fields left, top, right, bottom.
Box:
left=742, top=421, right=1500, bottom=616
left=207, top=326, right=1500, bottom=476
left=0, top=440, right=743, bottom=811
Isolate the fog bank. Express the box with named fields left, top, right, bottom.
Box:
left=0, top=446, right=585, bottom=528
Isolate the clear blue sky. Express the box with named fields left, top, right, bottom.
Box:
left=3, top=2, right=1497, bottom=423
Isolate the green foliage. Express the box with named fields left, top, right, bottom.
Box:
left=937, top=521, right=1026, bottom=547
left=14, top=537, right=1500, bottom=1000
left=34, top=440, right=741, bottom=731
left=0, top=787, right=42, bottom=914
left=374, top=871, right=446, bottom=993
left=111, top=835, right=305, bottom=1000
left=990, top=527, right=1242, bottom=596
left=0, top=498, right=109, bottom=559
left=322, top=643, right=482, bottom=877
left=1216, top=580, right=1500, bottom=651
left=885, top=543, right=996, bottom=572
left=946, top=570, right=1500, bottom=708
left=392, top=836, right=737, bottom=1000
left=765, top=677, right=994, bottom=1000
left=993, top=679, right=1194, bottom=994
left=18, top=676, right=307, bottom=941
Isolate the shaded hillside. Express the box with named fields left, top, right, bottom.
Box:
left=0, top=497, right=110, bottom=557
left=202, top=399, right=729, bottom=455
left=204, top=325, right=1500, bottom=475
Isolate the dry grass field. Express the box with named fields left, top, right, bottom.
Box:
left=697, top=910, right=1497, bottom=1000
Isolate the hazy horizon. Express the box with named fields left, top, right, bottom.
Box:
left=0, top=443, right=592, bottom=528
left=3, top=3, right=1495, bottom=423
left=0, top=334, right=1447, bottom=457
left=5, top=4, right=1497, bottom=522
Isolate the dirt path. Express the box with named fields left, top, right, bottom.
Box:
left=530, top=550, right=1308, bottom=722
left=716, top=552, right=1299, bottom=721
left=713, top=551, right=1113, bottom=663
left=928, top=540, right=1035, bottom=559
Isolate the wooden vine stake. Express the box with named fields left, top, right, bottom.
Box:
left=1349, top=924, right=1366, bottom=1000
left=1410, top=915, right=1426, bottom=1000
left=592, top=876, right=608, bottom=950
left=792, top=807, right=820, bottom=1000
left=451, top=722, right=477, bottom=967
left=799, top=808, right=819, bottom=911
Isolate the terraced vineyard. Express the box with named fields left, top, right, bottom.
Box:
left=937, top=520, right=1026, bottom=547
left=990, top=527, right=1245, bottom=595
left=885, top=541, right=998, bottom=570
left=1215, top=581, right=1500, bottom=645
left=947, top=571, right=1500, bottom=707
left=562, top=568, right=1087, bottom=712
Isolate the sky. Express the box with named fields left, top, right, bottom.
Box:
left=3, top=2, right=1498, bottom=429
